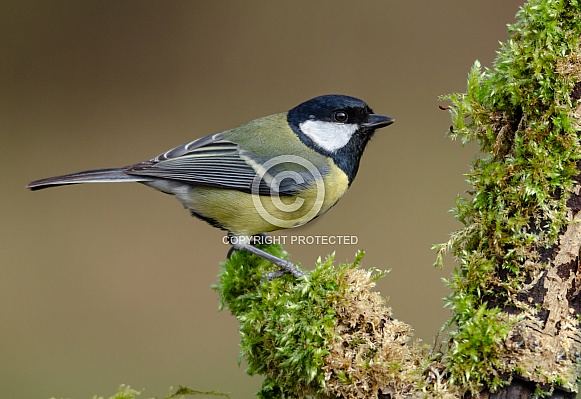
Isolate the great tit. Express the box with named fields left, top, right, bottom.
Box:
left=28, top=94, right=394, bottom=278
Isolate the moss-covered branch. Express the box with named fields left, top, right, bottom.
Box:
left=214, top=247, right=446, bottom=398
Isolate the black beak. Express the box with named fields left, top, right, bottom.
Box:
left=362, top=114, right=395, bottom=129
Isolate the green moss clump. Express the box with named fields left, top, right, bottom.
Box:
left=85, top=385, right=232, bottom=399
left=89, top=385, right=141, bottom=399
left=436, top=0, right=581, bottom=394
left=215, top=244, right=340, bottom=398
left=214, top=245, right=435, bottom=399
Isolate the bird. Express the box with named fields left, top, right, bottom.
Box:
left=27, top=94, right=394, bottom=278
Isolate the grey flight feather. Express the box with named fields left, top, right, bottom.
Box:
left=125, top=135, right=271, bottom=194
left=27, top=168, right=148, bottom=190
left=126, top=133, right=319, bottom=196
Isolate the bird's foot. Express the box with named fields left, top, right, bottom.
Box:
left=228, top=235, right=305, bottom=280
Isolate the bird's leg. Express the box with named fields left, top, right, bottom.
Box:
left=233, top=241, right=305, bottom=279
left=228, top=235, right=305, bottom=279
left=226, top=233, right=269, bottom=259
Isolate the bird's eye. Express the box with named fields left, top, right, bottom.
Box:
left=333, top=111, right=348, bottom=123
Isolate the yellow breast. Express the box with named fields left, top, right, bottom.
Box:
left=185, top=163, right=349, bottom=236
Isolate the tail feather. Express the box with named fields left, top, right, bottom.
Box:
left=27, top=167, right=150, bottom=191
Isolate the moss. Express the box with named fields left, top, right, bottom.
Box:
left=214, top=245, right=452, bottom=399
left=436, top=0, right=581, bottom=394
left=323, top=258, right=428, bottom=399
left=83, top=385, right=233, bottom=399
left=215, top=244, right=337, bottom=398
left=90, top=385, right=141, bottom=399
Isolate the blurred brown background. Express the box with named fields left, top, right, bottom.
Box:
left=2, top=1, right=524, bottom=398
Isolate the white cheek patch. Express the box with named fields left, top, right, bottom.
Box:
left=299, top=120, right=358, bottom=153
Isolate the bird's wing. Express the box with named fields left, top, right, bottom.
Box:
left=125, top=133, right=321, bottom=196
